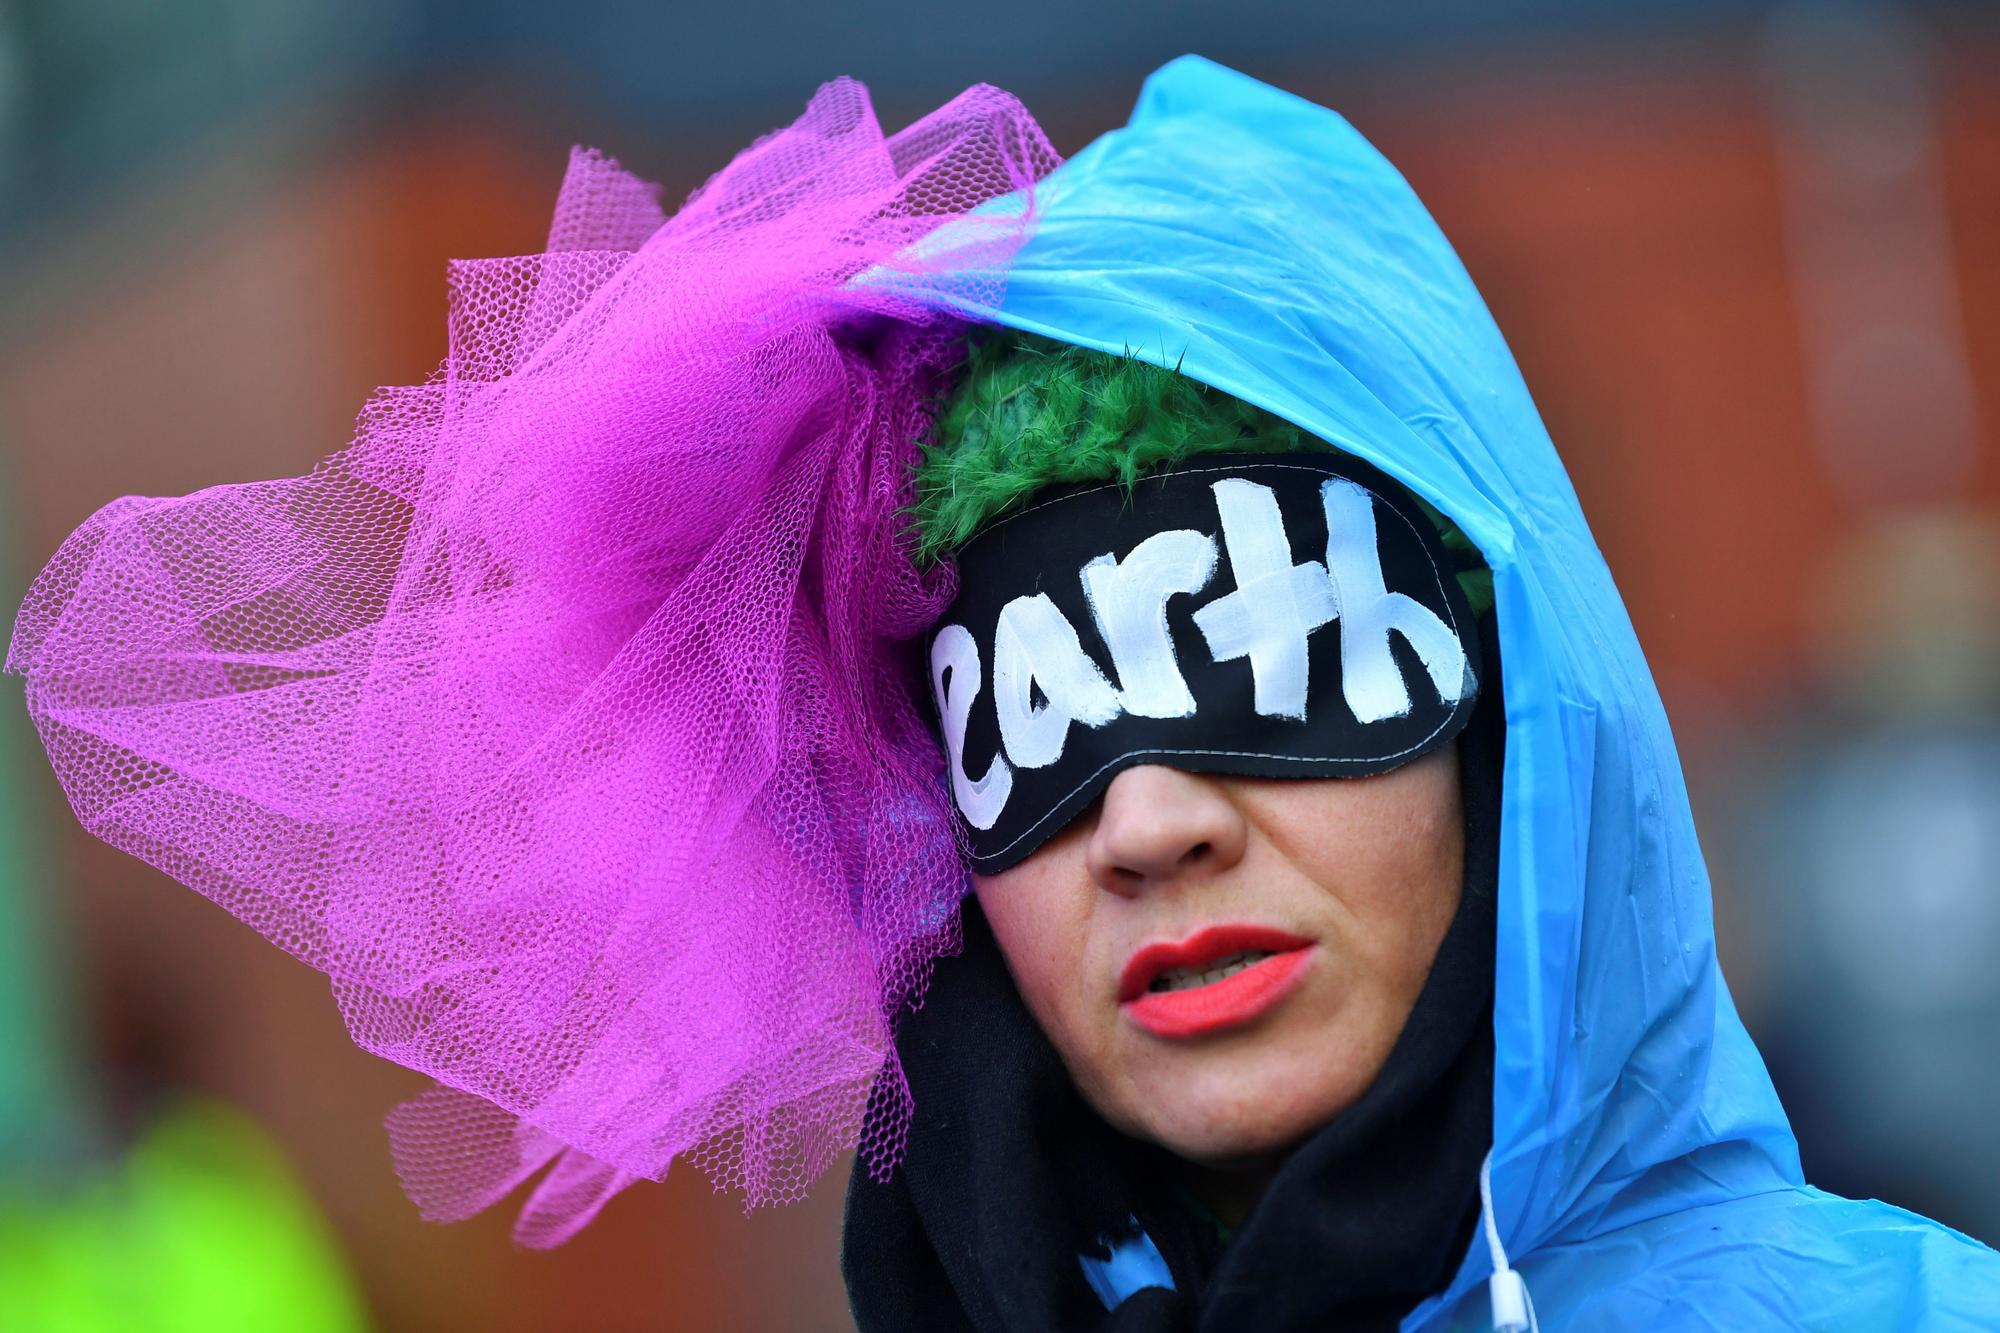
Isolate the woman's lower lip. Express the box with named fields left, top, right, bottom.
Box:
left=1120, top=947, right=1316, bottom=1039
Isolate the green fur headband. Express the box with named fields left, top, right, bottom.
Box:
left=913, top=331, right=1493, bottom=615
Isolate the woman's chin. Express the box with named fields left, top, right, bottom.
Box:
left=1113, top=1059, right=1370, bottom=1166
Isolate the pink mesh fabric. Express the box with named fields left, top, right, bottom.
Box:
left=8, top=78, right=1059, bottom=1246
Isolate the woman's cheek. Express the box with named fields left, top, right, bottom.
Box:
left=975, top=870, right=1084, bottom=1030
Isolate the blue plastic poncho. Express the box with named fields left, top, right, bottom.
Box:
left=940, top=55, right=2000, bottom=1331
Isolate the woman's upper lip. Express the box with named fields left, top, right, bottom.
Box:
left=1118, top=924, right=1314, bottom=1002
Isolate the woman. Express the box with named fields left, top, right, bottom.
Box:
left=844, top=331, right=1506, bottom=1330
left=12, top=54, right=1996, bottom=1331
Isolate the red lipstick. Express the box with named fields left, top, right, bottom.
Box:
left=1118, top=925, right=1316, bottom=1040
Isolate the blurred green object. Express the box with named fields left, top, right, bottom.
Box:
left=0, top=1098, right=370, bottom=1333
left=0, top=468, right=368, bottom=1328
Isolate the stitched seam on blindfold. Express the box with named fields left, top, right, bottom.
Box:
left=966, top=736, right=1460, bottom=871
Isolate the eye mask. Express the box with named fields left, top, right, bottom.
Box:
left=928, top=453, right=1482, bottom=872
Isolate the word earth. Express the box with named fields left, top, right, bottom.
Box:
left=930, top=475, right=1471, bottom=831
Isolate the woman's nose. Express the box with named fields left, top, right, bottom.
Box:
left=1085, top=765, right=1249, bottom=893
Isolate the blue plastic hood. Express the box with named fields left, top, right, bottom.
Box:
left=937, top=55, right=2000, bottom=1330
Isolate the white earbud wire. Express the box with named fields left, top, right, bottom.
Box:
left=1479, top=1151, right=1539, bottom=1333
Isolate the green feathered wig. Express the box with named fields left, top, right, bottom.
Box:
left=913, top=330, right=1493, bottom=615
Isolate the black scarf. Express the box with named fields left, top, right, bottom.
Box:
left=844, top=619, right=1503, bottom=1333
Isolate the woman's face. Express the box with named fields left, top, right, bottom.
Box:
left=973, top=749, right=1464, bottom=1167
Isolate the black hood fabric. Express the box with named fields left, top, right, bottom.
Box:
left=843, top=613, right=1504, bottom=1332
